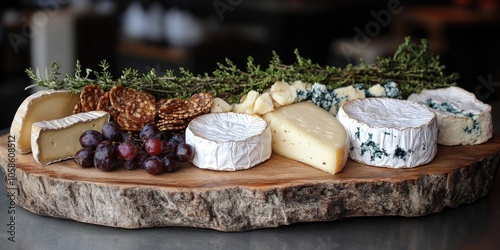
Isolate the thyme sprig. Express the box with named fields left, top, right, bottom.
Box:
left=25, top=37, right=458, bottom=103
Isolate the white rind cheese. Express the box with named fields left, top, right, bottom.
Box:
left=337, top=98, right=438, bottom=168
left=31, top=111, right=110, bottom=166
left=408, top=86, right=493, bottom=145
left=185, top=112, right=272, bottom=171
left=262, top=102, right=349, bottom=175
left=10, top=90, right=80, bottom=154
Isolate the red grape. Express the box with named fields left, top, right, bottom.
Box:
left=123, top=159, right=138, bottom=170
left=94, top=142, right=118, bottom=171
left=159, top=153, right=180, bottom=173
left=143, top=156, right=163, bottom=175
left=140, top=123, right=160, bottom=140
left=171, top=133, right=185, bottom=144
left=168, top=133, right=185, bottom=151
left=74, top=147, right=94, bottom=168
left=176, top=143, right=194, bottom=162
left=80, top=130, right=103, bottom=148
left=161, top=140, right=174, bottom=154
left=145, top=137, right=163, bottom=156
left=136, top=150, right=149, bottom=169
left=117, top=141, right=139, bottom=160
left=102, top=121, right=123, bottom=142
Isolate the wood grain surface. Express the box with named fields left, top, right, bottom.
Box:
left=1, top=134, right=499, bottom=231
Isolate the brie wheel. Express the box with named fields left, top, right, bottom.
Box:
left=408, top=86, right=493, bottom=145
left=337, top=98, right=438, bottom=168
left=185, top=112, right=272, bottom=171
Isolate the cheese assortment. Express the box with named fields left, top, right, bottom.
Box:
left=10, top=90, right=80, bottom=154
left=31, top=111, right=110, bottom=166
left=262, top=102, right=349, bottom=175
left=337, top=98, right=438, bottom=168
left=5, top=67, right=494, bottom=176
left=408, top=86, right=493, bottom=146
left=185, top=112, right=272, bottom=171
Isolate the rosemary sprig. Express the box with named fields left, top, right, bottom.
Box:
left=25, top=37, right=458, bottom=103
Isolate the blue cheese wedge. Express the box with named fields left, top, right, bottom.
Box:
left=31, top=111, right=110, bottom=166
left=337, top=98, right=438, bottom=168
left=408, top=86, right=493, bottom=145
left=185, top=112, right=272, bottom=171
left=262, top=102, right=349, bottom=175
left=10, top=90, right=80, bottom=154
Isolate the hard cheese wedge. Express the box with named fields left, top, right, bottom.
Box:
left=262, top=102, right=349, bottom=175
left=31, top=111, right=110, bottom=166
left=10, top=90, right=80, bottom=154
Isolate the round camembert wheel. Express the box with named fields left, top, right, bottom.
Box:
left=337, top=98, right=438, bottom=168
left=185, top=112, right=272, bottom=171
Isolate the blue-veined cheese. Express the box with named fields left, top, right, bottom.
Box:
left=262, top=101, right=349, bottom=175
left=408, top=86, right=493, bottom=145
left=309, top=83, right=334, bottom=112
left=10, top=90, right=80, bottom=154
left=185, top=112, right=272, bottom=171
left=337, top=98, right=438, bottom=168
left=31, top=111, right=110, bottom=166
left=329, top=85, right=366, bottom=115
left=366, top=82, right=402, bottom=99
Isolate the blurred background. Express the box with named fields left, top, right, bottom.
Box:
left=1, top=0, right=499, bottom=129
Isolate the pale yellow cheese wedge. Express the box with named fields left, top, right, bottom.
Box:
left=10, top=90, right=80, bottom=154
left=262, top=102, right=349, bottom=174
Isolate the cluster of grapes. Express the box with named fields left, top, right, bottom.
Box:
left=74, top=121, right=194, bottom=175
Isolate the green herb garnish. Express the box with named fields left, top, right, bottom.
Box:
left=25, top=37, right=458, bottom=103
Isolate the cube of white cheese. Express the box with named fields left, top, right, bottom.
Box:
left=269, top=80, right=297, bottom=106
left=10, top=90, right=80, bottom=154
left=262, top=102, right=349, bottom=175
left=253, top=92, right=274, bottom=115
left=31, top=111, right=110, bottom=166
left=233, top=90, right=260, bottom=114
left=211, top=97, right=233, bottom=113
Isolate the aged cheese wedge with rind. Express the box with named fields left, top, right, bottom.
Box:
left=31, top=111, right=110, bottom=166
left=185, top=112, right=272, bottom=171
left=262, top=101, right=349, bottom=175
left=337, top=98, right=438, bottom=168
left=10, top=90, right=80, bottom=154
left=407, top=86, right=493, bottom=146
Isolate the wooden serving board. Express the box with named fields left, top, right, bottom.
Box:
left=1, top=134, right=500, bottom=231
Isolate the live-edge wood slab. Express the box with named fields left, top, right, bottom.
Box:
left=1, top=134, right=500, bottom=231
